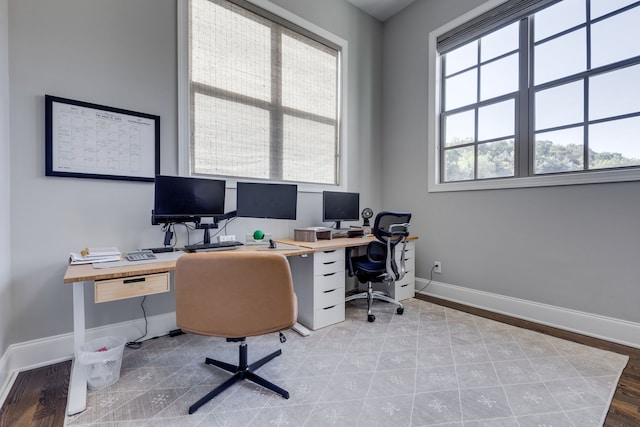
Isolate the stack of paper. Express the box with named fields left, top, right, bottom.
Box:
left=69, top=247, right=122, bottom=265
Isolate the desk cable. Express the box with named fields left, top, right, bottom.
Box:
left=416, top=264, right=437, bottom=294
left=125, top=296, right=148, bottom=349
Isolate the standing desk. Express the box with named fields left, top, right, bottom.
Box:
left=63, top=244, right=313, bottom=416
left=276, top=235, right=418, bottom=331
left=63, top=237, right=417, bottom=415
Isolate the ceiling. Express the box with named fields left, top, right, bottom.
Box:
left=346, top=0, right=416, bottom=21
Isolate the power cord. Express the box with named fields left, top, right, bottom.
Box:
left=416, top=264, right=437, bottom=294
left=126, top=296, right=148, bottom=349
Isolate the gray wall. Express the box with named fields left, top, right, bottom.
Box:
left=382, top=0, right=640, bottom=323
left=7, top=0, right=382, bottom=345
left=1, top=0, right=11, bottom=356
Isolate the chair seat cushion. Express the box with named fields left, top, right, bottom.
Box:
left=353, top=256, right=386, bottom=283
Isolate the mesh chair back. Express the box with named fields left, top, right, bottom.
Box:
left=373, top=211, right=411, bottom=244
left=371, top=211, right=411, bottom=280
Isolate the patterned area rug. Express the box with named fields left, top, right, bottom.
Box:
left=66, top=298, right=628, bottom=426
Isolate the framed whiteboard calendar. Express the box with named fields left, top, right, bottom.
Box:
left=45, top=95, right=160, bottom=182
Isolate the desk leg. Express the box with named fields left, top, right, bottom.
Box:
left=67, top=280, right=87, bottom=416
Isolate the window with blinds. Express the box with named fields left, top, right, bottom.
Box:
left=188, top=0, right=341, bottom=185
left=429, top=0, right=640, bottom=191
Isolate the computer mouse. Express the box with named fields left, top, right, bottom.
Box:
left=269, top=239, right=277, bottom=249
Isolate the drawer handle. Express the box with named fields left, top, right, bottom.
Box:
left=300, top=254, right=309, bottom=258
left=124, top=278, right=146, bottom=284
left=323, top=288, right=337, bottom=293
left=323, top=261, right=336, bottom=265
left=323, top=250, right=336, bottom=254
left=323, top=305, right=336, bottom=310
left=323, top=272, right=336, bottom=277
left=400, top=283, right=408, bottom=288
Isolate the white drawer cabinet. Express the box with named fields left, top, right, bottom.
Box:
left=312, top=249, right=345, bottom=329
left=392, top=241, right=415, bottom=301
left=289, top=248, right=346, bottom=331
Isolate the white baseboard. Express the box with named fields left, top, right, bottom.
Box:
left=416, top=278, right=640, bottom=349
left=0, top=311, right=177, bottom=405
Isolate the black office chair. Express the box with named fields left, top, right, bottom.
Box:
left=345, top=211, right=411, bottom=322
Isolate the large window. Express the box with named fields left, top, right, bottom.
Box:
left=429, top=0, right=640, bottom=190
left=179, top=0, right=344, bottom=185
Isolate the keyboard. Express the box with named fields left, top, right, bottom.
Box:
left=183, top=241, right=244, bottom=252
left=125, top=250, right=157, bottom=261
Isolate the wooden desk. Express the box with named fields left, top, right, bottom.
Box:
left=277, top=234, right=418, bottom=251
left=278, top=235, right=379, bottom=250
left=64, top=245, right=312, bottom=416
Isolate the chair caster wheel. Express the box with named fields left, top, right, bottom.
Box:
left=396, top=307, right=404, bottom=315
left=368, top=314, right=375, bottom=322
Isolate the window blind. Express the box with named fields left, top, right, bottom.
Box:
left=436, top=0, right=561, bottom=53
left=189, top=0, right=340, bottom=184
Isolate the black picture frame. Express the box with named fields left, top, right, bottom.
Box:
left=45, top=95, right=160, bottom=182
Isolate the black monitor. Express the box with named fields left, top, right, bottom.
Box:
left=322, top=191, right=359, bottom=229
left=152, top=175, right=226, bottom=243
left=236, top=182, right=297, bottom=220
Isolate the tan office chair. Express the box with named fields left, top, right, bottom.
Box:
left=175, top=251, right=297, bottom=414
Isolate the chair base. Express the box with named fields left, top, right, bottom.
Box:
left=345, top=282, right=404, bottom=322
left=188, top=340, right=289, bottom=414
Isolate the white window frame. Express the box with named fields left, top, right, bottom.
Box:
left=177, top=0, right=349, bottom=192
left=427, top=0, right=640, bottom=192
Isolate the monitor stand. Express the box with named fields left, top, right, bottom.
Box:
left=196, top=223, right=218, bottom=244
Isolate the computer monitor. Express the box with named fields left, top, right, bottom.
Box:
left=236, top=182, right=298, bottom=220
left=152, top=175, right=226, bottom=244
left=322, top=191, right=360, bottom=230
left=153, top=175, right=226, bottom=221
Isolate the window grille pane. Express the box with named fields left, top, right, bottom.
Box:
left=283, top=116, right=336, bottom=184
left=534, top=0, right=585, bottom=41
left=478, top=100, right=515, bottom=141
left=193, top=93, right=270, bottom=179
left=591, top=0, right=637, bottom=19
left=535, top=80, right=583, bottom=130
left=590, top=64, right=640, bottom=121
left=192, top=0, right=271, bottom=102
left=589, top=117, right=640, bottom=169
left=480, top=53, right=519, bottom=101
left=534, top=29, right=586, bottom=84
left=444, top=146, right=475, bottom=182
left=535, top=127, right=584, bottom=173
left=445, top=69, right=477, bottom=110
left=478, top=139, right=515, bottom=178
left=591, top=6, right=640, bottom=68
left=282, top=32, right=338, bottom=119
left=445, top=41, right=477, bottom=76
left=445, top=110, right=475, bottom=147
left=480, top=22, right=519, bottom=62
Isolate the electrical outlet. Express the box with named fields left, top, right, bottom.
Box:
left=218, top=235, right=236, bottom=242
left=434, top=261, right=442, bottom=274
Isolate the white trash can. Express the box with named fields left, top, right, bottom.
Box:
left=77, top=336, right=127, bottom=390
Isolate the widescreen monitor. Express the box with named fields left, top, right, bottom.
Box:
left=322, top=191, right=359, bottom=229
left=236, top=182, right=298, bottom=220
left=153, top=175, right=225, bottom=223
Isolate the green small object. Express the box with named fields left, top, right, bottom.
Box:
left=253, top=229, right=264, bottom=240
